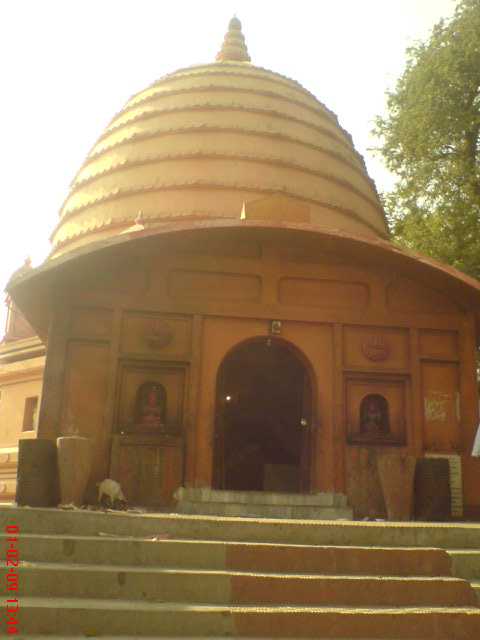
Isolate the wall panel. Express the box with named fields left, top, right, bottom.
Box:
left=422, top=361, right=460, bottom=452
left=61, top=341, right=110, bottom=491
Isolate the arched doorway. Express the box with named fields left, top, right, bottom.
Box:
left=213, top=337, right=314, bottom=493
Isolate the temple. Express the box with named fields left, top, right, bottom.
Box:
left=2, top=17, right=480, bottom=519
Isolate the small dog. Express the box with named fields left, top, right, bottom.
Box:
left=97, top=478, right=127, bottom=510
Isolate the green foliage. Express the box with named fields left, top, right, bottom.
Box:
left=374, top=0, right=480, bottom=277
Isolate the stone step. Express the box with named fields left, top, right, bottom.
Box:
left=19, top=597, right=480, bottom=637
left=175, top=487, right=353, bottom=519
left=448, top=549, right=480, bottom=579
left=11, top=534, right=454, bottom=576
left=473, top=582, right=480, bottom=604
left=175, top=487, right=349, bottom=507
left=177, top=500, right=353, bottom=519
left=19, top=562, right=476, bottom=607
left=4, top=506, right=480, bottom=548
left=10, top=638, right=421, bottom=640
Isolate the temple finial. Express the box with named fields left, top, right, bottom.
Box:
left=216, top=16, right=251, bottom=63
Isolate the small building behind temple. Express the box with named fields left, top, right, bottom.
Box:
left=2, top=18, right=480, bottom=518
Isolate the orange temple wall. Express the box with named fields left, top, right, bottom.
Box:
left=30, top=235, right=480, bottom=517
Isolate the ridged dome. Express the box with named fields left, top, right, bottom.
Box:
left=50, top=19, right=388, bottom=257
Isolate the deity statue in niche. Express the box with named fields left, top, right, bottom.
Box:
left=359, top=394, right=390, bottom=436
left=134, top=382, right=167, bottom=431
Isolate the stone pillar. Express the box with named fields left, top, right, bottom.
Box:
left=377, top=453, right=416, bottom=521
left=16, top=439, right=58, bottom=507
left=37, top=303, right=70, bottom=441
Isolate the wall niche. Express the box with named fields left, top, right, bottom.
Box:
left=110, top=361, right=187, bottom=507
left=345, top=374, right=408, bottom=446
left=115, top=362, right=187, bottom=435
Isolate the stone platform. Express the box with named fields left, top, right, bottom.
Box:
left=174, top=487, right=353, bottom=519
left=3, top=506, right=480, bottom=637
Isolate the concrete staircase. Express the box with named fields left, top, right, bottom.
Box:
left=3, top=506, right=480, bottom=638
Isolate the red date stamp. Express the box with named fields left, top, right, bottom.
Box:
left=5, top=524, right=19, bottom=635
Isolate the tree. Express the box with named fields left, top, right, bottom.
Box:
left=374, top=0, right=480, bottom=278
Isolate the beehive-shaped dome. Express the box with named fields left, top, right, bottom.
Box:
left=50, top=18, right=388, bottom=257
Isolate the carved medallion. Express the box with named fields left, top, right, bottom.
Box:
left=362, top=335, right=390, bottom=362
left=144, top=321, right=174, bottom=350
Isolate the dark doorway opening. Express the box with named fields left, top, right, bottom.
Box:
left=213, top=338, right=313, bottom=493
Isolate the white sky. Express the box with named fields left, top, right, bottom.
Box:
left=0, top=0, right=457, bottom=335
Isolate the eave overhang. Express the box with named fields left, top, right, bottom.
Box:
left=6, top=219, right=480, bottom=340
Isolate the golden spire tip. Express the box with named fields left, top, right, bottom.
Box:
left=216, top=16, right=251, bottom=63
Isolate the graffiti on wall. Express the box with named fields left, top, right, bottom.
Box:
left=424, top=392, right=451, bottom=423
